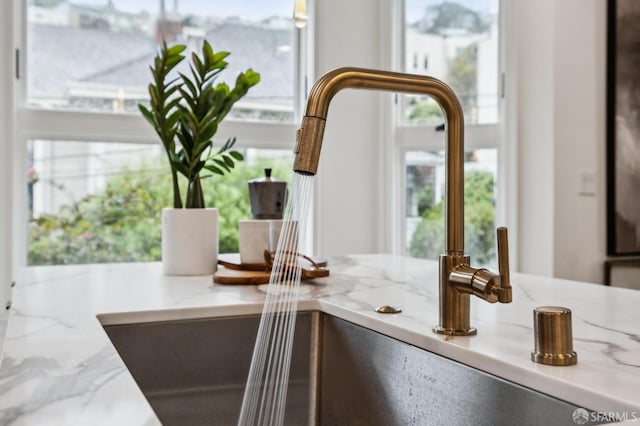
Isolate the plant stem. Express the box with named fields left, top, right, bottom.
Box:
left=170, top=169, right=183, bottom=208
left=186, top=178, right=204, bottom=208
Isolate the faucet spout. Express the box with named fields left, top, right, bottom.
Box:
left=294, top=67, right=465, bottom=255
left=293, top=67, right=512, bottom=336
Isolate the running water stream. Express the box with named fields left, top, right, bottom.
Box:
left=238, top=172, right=314, bottom=426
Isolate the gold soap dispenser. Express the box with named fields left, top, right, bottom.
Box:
left=531, top=306, right=578, bottom=366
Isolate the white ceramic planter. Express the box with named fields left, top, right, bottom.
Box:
left=161, top=208, right=218, bottom=276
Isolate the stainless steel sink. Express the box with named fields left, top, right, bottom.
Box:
left=102, top=311, right=583, bottom=425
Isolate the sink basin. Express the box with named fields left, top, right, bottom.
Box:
left=102, top=311, right=581, bottom=425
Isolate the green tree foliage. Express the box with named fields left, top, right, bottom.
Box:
left=447, top=44, right=478, bottom=113
left=407, top=98, right=443, bottom=125
left=28, top=156, right=291, bottom=266
left=409, top=170, right=495, bottom=265
left=416, top=183, right=435, bottom=215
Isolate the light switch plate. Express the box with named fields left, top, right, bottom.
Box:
left=579, top=170, right=596, bottom=196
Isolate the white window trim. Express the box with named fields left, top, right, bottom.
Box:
left=11, top=0, right=309, bottom=268
left=17, top=109, right=299, bottom=149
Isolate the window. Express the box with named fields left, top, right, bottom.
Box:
left=27, top=140, right=292, bottom=265
left=26, top=0, right=298, bottom=122
left=403, top=0, right=498, bottom=125
left=398, top=0, right=500, bottom=267
left=17, top=1, right=307, bottom=266
left=405, top=149, right=497, bottom=265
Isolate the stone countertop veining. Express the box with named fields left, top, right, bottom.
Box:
left=0, top=255, right=639, bottom=425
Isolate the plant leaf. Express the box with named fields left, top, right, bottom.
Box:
left=192, top=52, right=204, bottom=77
left=222, top=155, right=234, bottom=168
left=169, top=158, right=189, bottom=177
left=204, top=164, right=225, bottom=175
left=229, top=150, right=244, bottom=161
left=213, top=158, right=230, bottom=172
left=198, top=120, right=218, bottom=143
left=212, top=51, right=230, bottom=66
left=138, top=104, right=156, bottom=126
left=202, top=40, right=214, bottom=67
left=165, top=110, right=181, bottom=130
left=167, top=44, right=187, bottom=56
left=148, top=84, right=159, bottom=108
left=162, top=97, right=182, bottom=117
left=165, top=54, right=185, bottom=70
left=193, top=140, right=212, bottom=161
left=179, top=73, right=198, bottom=98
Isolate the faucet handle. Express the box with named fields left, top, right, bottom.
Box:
left=496, top=227, right=512, bottom=303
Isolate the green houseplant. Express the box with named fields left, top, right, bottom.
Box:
left=139, top=41, right=260, bottom=275
left=140, top=41, right=260, bottom=208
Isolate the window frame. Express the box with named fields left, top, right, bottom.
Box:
left=11, top=0, right=310, bottom=268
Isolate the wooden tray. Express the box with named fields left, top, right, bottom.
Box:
left=213, top=253, right=329, bottom=285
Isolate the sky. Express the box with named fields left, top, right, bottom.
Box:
left=76, top=0, right=291, bottom=21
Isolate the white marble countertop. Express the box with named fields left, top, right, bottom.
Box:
left=1, top=254, right=639, bottom=425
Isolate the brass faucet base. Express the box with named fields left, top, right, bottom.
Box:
left=531, top=351, right=577, bottom=366
left=433, top=326, right=477, bottom=336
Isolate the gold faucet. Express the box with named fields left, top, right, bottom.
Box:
left=293, top=67, right=512, bottom=336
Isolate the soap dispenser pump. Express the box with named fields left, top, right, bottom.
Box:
left=248, top=168, right=287, bottom=219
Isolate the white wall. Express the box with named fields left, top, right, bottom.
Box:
left=311, top=0, right=387, bottom=257
left=0, top=0, right=16, bottom=352
left=516, top=0, right=608, bottom=284
left=516, top=0, right=556, bottom=277
left=552, top=0, right=607, bottom=283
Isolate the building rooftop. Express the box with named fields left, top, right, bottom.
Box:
left=28, top=21, right=293, bottom=104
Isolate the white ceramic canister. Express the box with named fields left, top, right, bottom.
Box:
left=162, top=208, right=218, bottom=275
